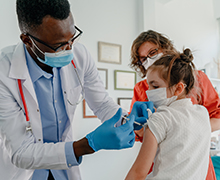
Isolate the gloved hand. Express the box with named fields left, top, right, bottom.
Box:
left=86, top=108, right=135, bottom=152
left=129, top=101, right=155, bottom=130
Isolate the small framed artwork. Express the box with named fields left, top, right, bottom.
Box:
left=117, top=98, right=132, bottom=112
left=98, top=68, right=108, bottom=89
left=114, top=70, right=136, bottom=90
left=98, top=41, right=121, bottom=64
left=83, top=100, right=97, bottom=118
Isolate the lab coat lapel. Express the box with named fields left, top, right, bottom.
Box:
left=9, top=42, right=43, bottom=140
left=9, top=42, right=38, bottom=105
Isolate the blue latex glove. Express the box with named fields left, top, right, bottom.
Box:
left=129, top=101, right=155, bottom=130
left=86, top=108, right=135, bottom=152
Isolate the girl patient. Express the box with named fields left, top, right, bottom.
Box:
left=125, top=49, right=211, bottom=180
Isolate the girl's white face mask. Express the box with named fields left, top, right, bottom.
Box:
left=142, top=53, right=163, bottom=70
left=146, top=87, right=177, bottom=108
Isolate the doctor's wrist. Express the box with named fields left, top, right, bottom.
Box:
left=73, top=137, right=95, bottom=160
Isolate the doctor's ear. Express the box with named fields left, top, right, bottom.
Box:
left=20, top=34, right=32, bottom=47
left=174, top=82, right=186, bottom=96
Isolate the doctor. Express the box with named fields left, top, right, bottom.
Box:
left=0, top=0, right=153, bottom=179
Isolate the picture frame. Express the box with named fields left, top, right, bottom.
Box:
left=97, top=68, right=108, bottom=89
left=83, top=100, right=97, bottom=118
left=117, top=98, right=132, bottom=112
left=98, top=41, right=121, bottom=64
left=114, top=70, right=136, bottom=90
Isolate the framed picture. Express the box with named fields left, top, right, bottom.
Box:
left=98, top=41, right=121, bottom=64
left=114, top=70, right=136, bottom=90
left=98, top=68, right=108, bottom=89
left=83, top=100, right=97, bottom=118
left=117, top=98, right=132, bottom=112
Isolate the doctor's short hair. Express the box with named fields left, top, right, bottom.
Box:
left=130, top=30, right=177, bottom=78
left=147, top=49, right=195, bottom=95
left=16, top=0, right=70, bottom=32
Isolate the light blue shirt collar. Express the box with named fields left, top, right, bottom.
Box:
left=24, top=46, right=53, bottom=82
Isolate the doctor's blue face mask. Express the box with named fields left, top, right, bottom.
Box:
left=29, top=37, right=74, bottom=68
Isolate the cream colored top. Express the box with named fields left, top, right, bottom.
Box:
left=147, top=98, right=211, bottom=180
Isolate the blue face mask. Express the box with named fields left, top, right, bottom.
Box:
left=30, top=38, right=74, bottom=68
left=36, top=50, right=74, bottom=68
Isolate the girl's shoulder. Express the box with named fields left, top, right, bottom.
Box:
left=154, top=99, right=208, bottom=119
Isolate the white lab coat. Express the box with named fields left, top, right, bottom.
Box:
left=0, top=42, right=119, bottom=180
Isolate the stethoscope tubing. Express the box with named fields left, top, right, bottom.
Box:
left=17, top=59, right=84, bottom=133
left=17, top=79, right=30, bottom=122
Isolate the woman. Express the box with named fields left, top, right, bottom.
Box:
left=129, top=30, right=220, bottom=179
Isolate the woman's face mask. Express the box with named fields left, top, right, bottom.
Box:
left=146, top=87, right=177, bottom=108
left=142, top=53, right=163, bottom=70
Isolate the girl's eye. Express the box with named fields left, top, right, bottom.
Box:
left=153, top=86, right=159, bottom=89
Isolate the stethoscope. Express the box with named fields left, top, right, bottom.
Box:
left=18, top=60, right=85, bottom=134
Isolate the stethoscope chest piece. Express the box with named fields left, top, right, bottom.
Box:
left=26, top=121, right=32, bottom=133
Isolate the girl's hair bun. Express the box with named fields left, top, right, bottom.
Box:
left=181, top=48, right=194, bottom=63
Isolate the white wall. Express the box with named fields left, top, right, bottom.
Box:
left=213, top=0, right=220, bottom=19
left=0, top=0, right=20, bottom=49
left=144, top=0, right=220, bottom=78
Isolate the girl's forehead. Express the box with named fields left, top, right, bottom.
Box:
left=147, top=68, right=167, bottom=84
left=147, top=67, right=163, bottom=78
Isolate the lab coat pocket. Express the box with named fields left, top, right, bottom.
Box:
left=65, top=85, right=83, bottom=107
